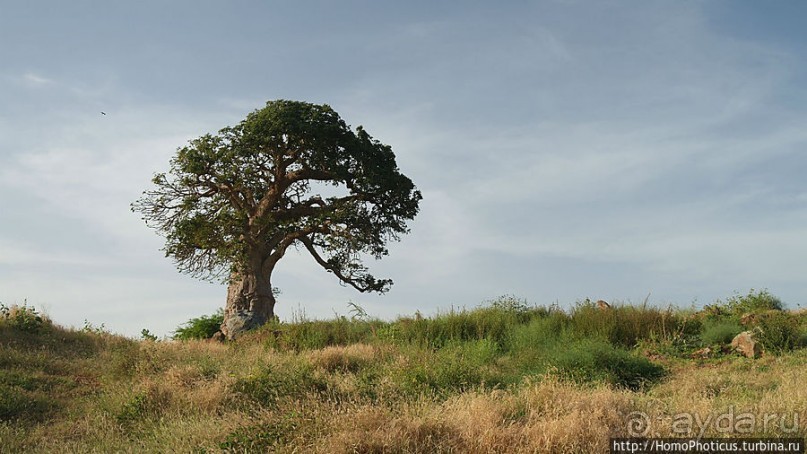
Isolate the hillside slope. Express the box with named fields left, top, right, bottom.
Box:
left=1, top=297, right=805, bottom=452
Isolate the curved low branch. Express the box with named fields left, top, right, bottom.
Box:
left=299, top=236, right=383, bottom=293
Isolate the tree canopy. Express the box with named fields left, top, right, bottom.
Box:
left=133, top=100, right=421, bottom=336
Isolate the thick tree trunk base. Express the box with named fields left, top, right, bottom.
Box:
left=220, top=272, right=275, bottom=340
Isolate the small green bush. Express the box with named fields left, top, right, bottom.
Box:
left=718, top=289, right=784, bottom=317
left=754, top=312, right=802, bottom=354
left=547, top=338, right=665, bottom=391
left=798, top=329, right=807, bottom=349
left=394, top=340, right=504, bottom=395
left=116, top=392, right=151, bottom=424
left=173, top=310, right=223, bottom=340
left=700, top=319, right=743, bottom=346
left=0, top=303, right=47, bottom=334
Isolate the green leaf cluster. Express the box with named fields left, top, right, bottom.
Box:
left=133, top=100, right=421, bottom=295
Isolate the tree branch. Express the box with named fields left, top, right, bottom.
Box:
left=298, top=235, right=382, bottom=292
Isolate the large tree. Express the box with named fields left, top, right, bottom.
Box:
left=133, top=100, right=421, bottom=339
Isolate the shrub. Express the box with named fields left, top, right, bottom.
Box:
left=0, top=303, right=47, bottom=334
left=395, top=340, right=504, bottom=395
left=719, top=289, right=784, bottom=316
left=115, top=392, right=150, bottom=424
left=173, top=310, right=223, bottom=340
left=700, top=319, right=743, bottom=346
left=547, top=338, right=665, bottom=391
left=753, top=312, right=802, bottom=354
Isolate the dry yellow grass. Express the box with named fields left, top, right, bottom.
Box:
left=2, top=315, right=805, bottom=453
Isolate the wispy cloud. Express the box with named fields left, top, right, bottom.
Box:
left=21, top=72, right=54, bottom=87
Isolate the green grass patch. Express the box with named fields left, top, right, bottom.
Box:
left=700, top=318, right=743, bottom=346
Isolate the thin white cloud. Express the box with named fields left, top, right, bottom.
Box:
left=21, top=72, right=54, bottom=87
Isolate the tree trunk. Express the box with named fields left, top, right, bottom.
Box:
left=220, top=266, right=275, bottom=340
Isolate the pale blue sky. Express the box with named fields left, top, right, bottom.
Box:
left=2, top=1, right=806, bottom=336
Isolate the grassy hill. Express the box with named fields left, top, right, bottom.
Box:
left=1, top=292, right=806, bottom=453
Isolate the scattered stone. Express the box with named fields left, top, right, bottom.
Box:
left=220, top=309, right=267, bottom=340
left=731, top=331, right=762, bottom=358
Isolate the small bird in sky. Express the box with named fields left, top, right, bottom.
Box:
left=100, top=111, right=107, bottom=116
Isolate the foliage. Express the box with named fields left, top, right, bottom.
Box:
left=752, top=312, right=803, bottom=354
left=173, top=310, right=223, bottom=340
left=140, top=329, right=158, bottom=341
left=132, top=99, right=422, bottom=296
left=80, top=320, right=108, bottom=335
left=700, top=319, right=743, bottom=346
left=116, top=392, right=151, bottom=424
left=395, top=340, right=504, bottom=395
left=546, top=337, right=666, bottom=391
left=706, top=289, right=784, bottom=318
left=0, top=303, right=47, bottom=334
left=347, top=301, right=369, bottom=321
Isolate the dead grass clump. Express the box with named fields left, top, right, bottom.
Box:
left=503, top=378, right=632, bottom=452
left=162, top=365, right=235, bottom=413
left=308, top=343, right=377, bottom=373
left=437, top=391, right=529, bottom=452
left=323, top=405, right=466, bottom=453
left=322, top=378, right=635, bottom=454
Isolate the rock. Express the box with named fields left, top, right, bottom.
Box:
left=731, top=331, right=762, bottom=358
left=597, top=300, right=611, bottom=310
left=210, top=331, right=225, bottom=342
left=691, top=347, right=712, bottom=359
left=220, top=309, right=267, bottom=340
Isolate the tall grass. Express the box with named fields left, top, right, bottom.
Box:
left=2, top=295, right=806, bottom=452
left=568, top=300, right=691, bottom=348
